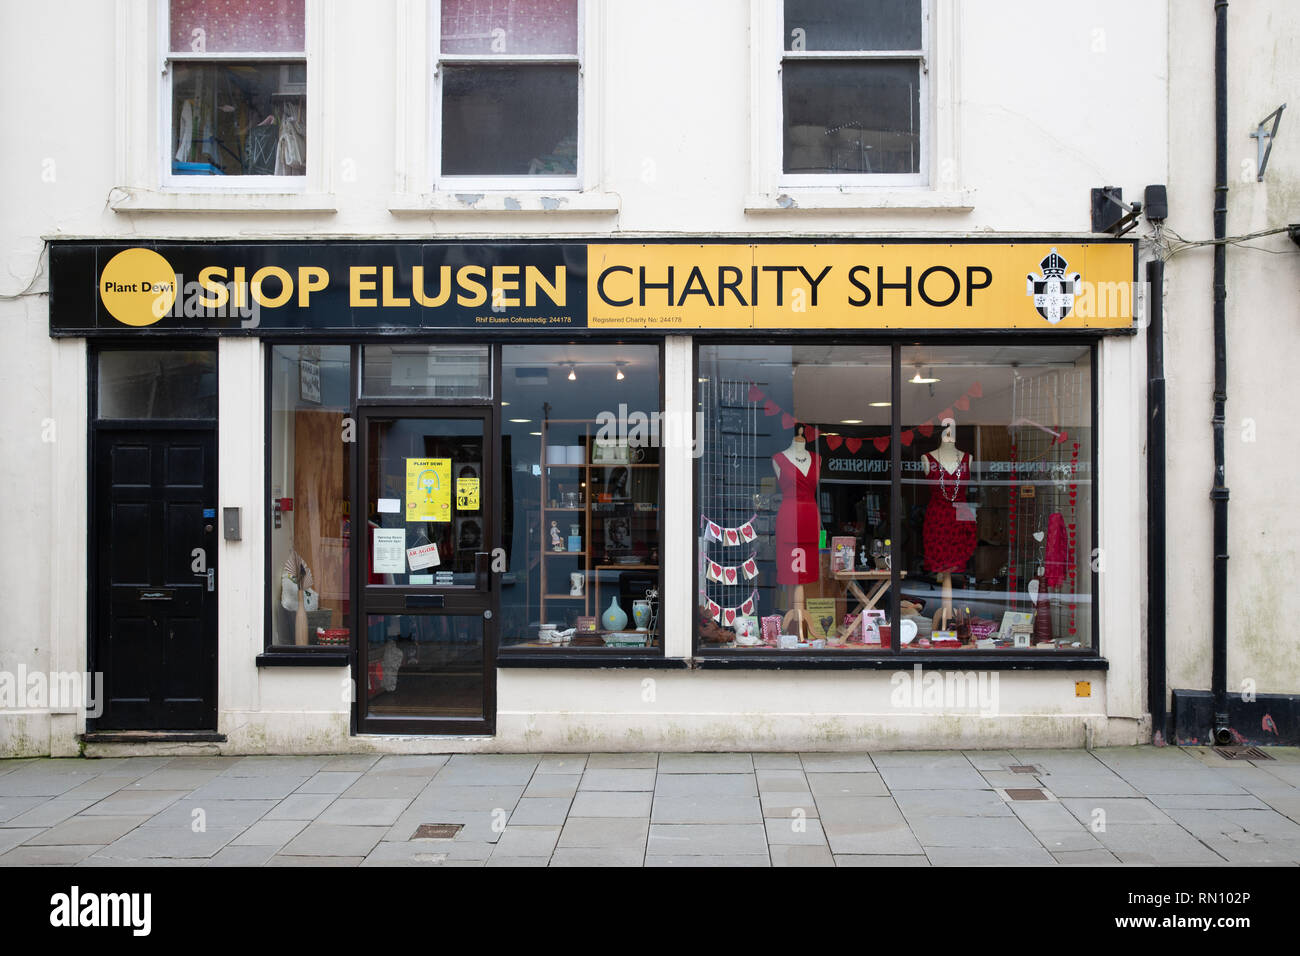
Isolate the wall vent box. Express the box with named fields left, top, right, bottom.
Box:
left=223, top=507, right=241, bottom=541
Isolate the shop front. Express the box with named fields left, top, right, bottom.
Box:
left=50, top=237, right=1142, bottom=751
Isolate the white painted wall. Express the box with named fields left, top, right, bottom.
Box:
left=0, top=0, right=1176, bottom=755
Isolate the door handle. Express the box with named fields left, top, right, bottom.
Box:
left=206, top=568, right=215, bottom=592
left=475, top=551, right=491, bottom=591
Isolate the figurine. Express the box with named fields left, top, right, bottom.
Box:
left=550, top=520, right=564, bottom=551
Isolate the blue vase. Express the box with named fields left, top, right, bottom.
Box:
left=602, top=596, right=628, bottom=631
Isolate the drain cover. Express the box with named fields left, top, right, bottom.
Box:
left=1006, top=788, right=1048, bottom=801
left=413, top=824, right=463, bottom=839
left=1215, top=746, right=1274, bottom=761
left=1009, top=765, right=1039, bottom=774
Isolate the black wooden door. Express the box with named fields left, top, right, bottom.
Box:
left=93, top=428, right=218, bottom=729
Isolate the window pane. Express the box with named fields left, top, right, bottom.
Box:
left=500, top=345, right=662, bottom=652
left=268, top=345, right=352, bottom=647
left=697, top=345, right=893, bottom=652
left=170, top=0, right=305, bottom=53
left=784, top=0, right=921, bottom=51
left=365, top=614, right=484, bottom=717
left=899, top=346, right=1094, bottom=652
left=441, top=0, right=578, bottom=55
left=97, top=350, right=216, bottom=419
left=362, top=345, right=491, bottom=398
left=783, top=60, right=919, bottom=174
left=172, top=62, right=306, bottom=176
left=442, top=65, right=578, bottom=176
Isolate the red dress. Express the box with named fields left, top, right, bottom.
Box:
left=922, top=451, right=976, bottom=574
left=774, top=450, right=821, bottom=585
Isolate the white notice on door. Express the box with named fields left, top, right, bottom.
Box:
left=407, top=542, right=440, bottom=571
left=372, top=527, right=406, bottom=574
left=377, top=498, right=401, bottom=514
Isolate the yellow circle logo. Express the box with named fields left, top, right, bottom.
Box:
left=99, top=249, right=177, bottom=327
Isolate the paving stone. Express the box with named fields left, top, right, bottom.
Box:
left=296, top=772, right=363, bottom=794
left=894, top=789, right=1013, bottom=818
left=814, top=794, right=901, bottom=823
left=0, top=843, right=104, bottom=866
left=1260, top=764, right=1300, bottom=786
left=79, top=855, right=207, bottom=867
left=0, top=772, right=97, bottom=798
left=264, top=793, right=337, bottom=820
left=1033, top=773, right=1139, bottom=797
left=159, top=757, right=244, bottom=771
left=557, top=817, right=648, bottom=849
left=1165, top=808, right=1300, bottom=842
left=752, top=753, right=804, bottom=770
left=756, top=770, right=812, bottom=792
left=1011, top=750, right=1113, bottom=774
left=535, top=755, right=588, bottom=774
left=761, top=792, right=818, bottom=819
left=231, top=819, right=309, bottom=847
left=1031, top=829, right=1106, bottom=852
left=492, top=826, right=561, bottom=857
left=926, top=845, right=1056, bottom=865
left=1148, top=793, right=1271, bottom=810
left=58, top=778, right=139, bottom=800
left=1010, top=801, right=1089, bottom=831
left=95, top=825, right=243, bottom=860
left=524, top=774, right=581, bottom=799
left=657, top=753, right=753, bottom=774
left=909, top=815, right=1042, bottom=849
left=645, top=854, right=770, bottom=866
left=800, top=753, right=877, bottom=773
left=317, top=798, right=411, bottom=827
left=1259, top=793, right=1300, bottom=824
left=410, top=785, right=524, bottom=812
left=834, top=854, right=930, bottom=866
left=280, top=824, right=389, bottom=857
left=188, top=776, right=310, bottom=801
left=1091, top=824, right=1223, bottom=864
left=1061, top=798, right=1174, bottom=826
left=961, top=751, right=1020, bottom=771
left=877, top=765, right=988, bottom=790
left=0, top=828, right=40, bottom=854
left=816, top=799, right=922, bottom=855
left=320, top=755, right=381, bottom=772
left=82, top=789, right=189, bottom=816
left=360, top=840, right=491, bottom=866
left=222, top=756, right=331, bottom=776
left=651, top=795, right=762, bottom=824
left=1052, top=848, right=1122, bottom=865
left=870, top=751, right=973, bottom=768
left=580, top=769, right=656, bottom=791
left=143, top=799, right=276, bottom=829
left=549, top=847, right=644, bottom=866
left=805, top=772, right=888, bottom=798
left=1194, top=838, right=1300, bottom=865
left=385, top=809, right=506, bottom=845
left=504, top=797, right=572, bottom=826
left=369, top=755, right=449, bottom=775
left=0, top=796, right=45, bottom=823
left=770, top=844, right=834, bottom=866
left=982, top=771, right=1040, bottom=789
left=3, top=798, right=94, bottom=828
left=654, top=773, right=757, bottom=797
left=569, top=791, right=652, bottom=817
left=1092, top=747, right=1203, bottom=770
left=337, top=775, right=429, bottom=800
left=485, top=856, right=551, bottom=867
left=647, top=823, right=768, bottom=856
left=764, top=817, right=828, bottom=846
left=26, top=814, right=147, bottom=846
left=266, top=855, right=363, bottom=867
left=436, top=755, right=538, bottom=786
left=583, top=753, right=656, bottom=770
left=206, top=845, right=278, bottom=866
left=126, top=769, right=223, bottom=791
left=1110, top=770, right=1248, bottom=795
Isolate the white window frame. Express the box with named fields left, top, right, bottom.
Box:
left=157, top=0, right=322, bottom=193
left=747, top=0, right=970, bottom=213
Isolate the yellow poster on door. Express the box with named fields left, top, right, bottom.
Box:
left=406, top=458, right=451, bottom=522
left=456, top=476, right=480, bottom=511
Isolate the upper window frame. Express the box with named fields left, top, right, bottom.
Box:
left=430, top=0, right=585, bottom=192
left=157, top=0, right=318, bottom=193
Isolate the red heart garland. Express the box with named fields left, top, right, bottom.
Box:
left=871, top=437, right=889, bottom=453
left=846, top=438, right=863, bottom=453
left=723, top=608, right=736, bottom=626
left=725, top=529, right=739, bottom=545
left=748, top=384, right=763, bottom=403
left=826, top=435, right=843, bottom=450
left=940, top=408, right=954, bottom=423
left=804, top=425, right=818, bottom=441
left=900, top=430, right=914, bottom=446
left=724, top=567, right=737, bottom=584
left=781, top=413, right=796, bottom=429
left=763, top=400, right=779, bottom=417
left=917, top=421, right=934, bottom=438
left=954, top=396, right=970, bottom=411
left=1054, top=431, right=1069, bottom=445
left=968, top=382, right=983, bottom=398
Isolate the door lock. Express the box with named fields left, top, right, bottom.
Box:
left=206, top=568, right=215, bottom=592
left=482, top=609, right=493, bottom=621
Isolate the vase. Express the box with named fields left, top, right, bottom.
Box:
left=632, top=600, right=651, bottom=630
left=602, top=596, right=628, bottom=632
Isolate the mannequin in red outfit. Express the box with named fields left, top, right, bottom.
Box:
left=922, top=417, right=976, bottom=632
left=773, top=424, right=820, bottom=638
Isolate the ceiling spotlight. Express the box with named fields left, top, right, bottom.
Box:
left=869, top=401, right=891, bottom=407
left=615, top=363, right=626, bottom=381
left=567, top=366, right=577, bottom=381
left=909, top=366, right=940, bottom=384
left=840, top=419, right=863, bottom=425
left=509, top=418, right=531, bottom=423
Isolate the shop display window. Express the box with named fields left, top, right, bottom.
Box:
left=166, top=0, right=306, bottom=177
left=267, top=345, right=352, bottom=648
left=499, top=344, right=662, bottom=652
left=781, top=0, right=925, bottom=177
left=696, top=343, right=1095, bottom=654
left=438, top=0, right=580, bottom=178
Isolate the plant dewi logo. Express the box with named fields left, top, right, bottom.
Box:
left=1026, top=247, right=1081, bottom=324
left=98, top=248, right=178, bottom=327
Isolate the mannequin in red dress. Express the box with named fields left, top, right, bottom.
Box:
left=922, top=419, right=976, bottom=633
left=773, top=424, right=820, bottom=637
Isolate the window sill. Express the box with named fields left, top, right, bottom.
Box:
left=110, top=188, right=338, bottom=214
left=388, top=191, right=621, bottom=216
left=693, top=653, right=1107, bottom=670
left=498, top=653, right=687, bottom=669
left=744, top=187, right=976, bottom=214
left=256, top=650, right=350, bottom=667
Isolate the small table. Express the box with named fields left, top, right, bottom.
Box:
left=834, top=569, right=907, bottom=641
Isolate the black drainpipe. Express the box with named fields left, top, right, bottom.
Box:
left=1147, top=258, right=1167, bottom=743
left=1211, top=0, right=1231, bottom=744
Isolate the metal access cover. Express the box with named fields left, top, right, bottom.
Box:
left=413, top=824, right=463, bottom=839
left=1006, top=788, right=1049, bottom=801
left=1215, top=746, right=1274, bottom=761
left=1009, top=765, right=1039, bottom=774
